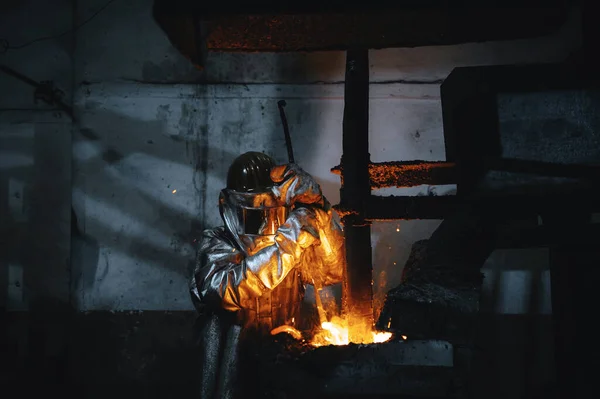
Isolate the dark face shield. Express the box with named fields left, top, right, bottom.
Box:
left=220, top=189, right=290, bottom=238
left=238, top=206, right=289, bottom=236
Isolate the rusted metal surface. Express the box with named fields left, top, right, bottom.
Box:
left=338, top=50, right=374, bottom=336
left=202, top=8, right=567, bottom=52
left=361, top=190, right=600, bottom=221
left=332, top=161, right=457, bottom=189
left=336, top=189, right=600, bottom=222
left=154, top=1, right=570, bottom=65
left=334, top=195, right=455, bottom=221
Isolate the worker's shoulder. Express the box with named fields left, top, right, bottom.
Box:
left=202, top=225, right=226, bottom=238
left=201, top=226, right=235, bottom=246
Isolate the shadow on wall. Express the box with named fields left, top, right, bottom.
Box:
left=72, top=99, right=232, bottom=307
left=0, top=122, right=72, bottom=309
left=0, top=129, right=33, bottom=310
left=70, top=207, right=99, bottom=308
left=74, top=75, right=305, bottom=308
left=0, top=121, right=75, bottom=390
left=74, top=108, right=197, bottom=268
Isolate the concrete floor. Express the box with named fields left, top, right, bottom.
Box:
left=2, top=310, right=556, bottom=399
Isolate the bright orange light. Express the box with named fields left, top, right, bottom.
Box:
left=310, top=314, right=392, bottom=347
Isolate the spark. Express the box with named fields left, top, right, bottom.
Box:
left=172, top=189, right=177, bottom=194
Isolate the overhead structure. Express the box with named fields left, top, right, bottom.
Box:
left=154, top=0, right=573, bottom=69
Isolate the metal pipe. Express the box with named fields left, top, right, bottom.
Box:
left=339, top=49, right=374, bottom=337
left=277, top=100, right=295, bottom=164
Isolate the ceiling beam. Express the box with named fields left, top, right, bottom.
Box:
left=154, top=1, right=574, bottom=68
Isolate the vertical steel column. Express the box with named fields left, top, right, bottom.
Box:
left=339, top=49, right=373, bottom=333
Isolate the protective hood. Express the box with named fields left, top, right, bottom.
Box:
left=219, top=188, right=290, bottom=255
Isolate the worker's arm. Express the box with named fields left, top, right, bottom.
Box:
left=270, top=163, right=345, bottom=287
left=190, top=208, right=319, bottom=312
left=311, top=206, right=345, bottom=286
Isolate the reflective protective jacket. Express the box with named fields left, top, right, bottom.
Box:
left=191, top=204, right=345, bottom=333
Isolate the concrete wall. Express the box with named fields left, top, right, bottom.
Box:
left=1, top=0, right=582, bottom=314
left=0, top=0, right=73, bottom=311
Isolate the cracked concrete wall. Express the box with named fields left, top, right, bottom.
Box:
left=1, top=0, right=583, bottom=312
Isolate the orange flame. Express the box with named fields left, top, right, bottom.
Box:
left=310, top=314, right=392, bottom=347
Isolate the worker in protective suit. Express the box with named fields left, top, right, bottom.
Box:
left=190, top=151, right=345, bottom=398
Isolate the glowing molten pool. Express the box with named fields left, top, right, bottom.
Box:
left=310, top=314, right=393, bottom=347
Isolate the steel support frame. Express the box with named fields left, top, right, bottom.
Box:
left=339, top=49, right=374, bottom=334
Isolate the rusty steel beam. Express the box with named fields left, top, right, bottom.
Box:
left=154, top=1, right=572, bottom=67
left=339, top=50, right=374, bottom=335
left=202, top=8, right=568, bottom=52
left=333, top=195, right=455, bottom=221
left=332, top=158, right=600, bottom=191
left=339, top=190, right=600, bottom=221
left=156, top=0, right=572, bottom=14
left=332, top=161, right=457, bottom=189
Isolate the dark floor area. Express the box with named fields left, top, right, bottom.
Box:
left=1, top=310, right=555, bottom=398
left=2, top=311, right=199, bottom=398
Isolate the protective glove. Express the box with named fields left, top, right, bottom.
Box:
left=299, top=207, right=345, bottom=288
left=193, top=207, right=324, bottom=310
left=249, top=207, right=321, bottom=292
left=270, top=163, right=324, bottom=207
left=274, top=207, right=321, bottom=259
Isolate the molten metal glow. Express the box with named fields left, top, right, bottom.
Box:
left=271, top=325, right=303, bottom=340
left=310, top=314, right=393, bottom=347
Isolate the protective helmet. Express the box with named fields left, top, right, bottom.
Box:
left=220, top=152, right=289, bottom=239
left=226, top=151, right=276, bottom=192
